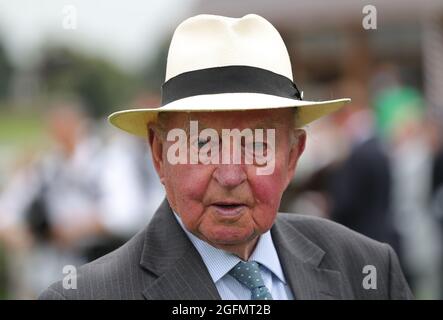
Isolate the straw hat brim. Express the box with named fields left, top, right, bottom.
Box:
left=108, top=92, right=351, bottom=137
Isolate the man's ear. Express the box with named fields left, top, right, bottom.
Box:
left=286, top=129, right=306, bottom=187
left=148, top=125, right=165, bottom=185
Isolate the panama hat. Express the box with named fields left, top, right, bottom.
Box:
left=108, top=14, right=351, bottom=137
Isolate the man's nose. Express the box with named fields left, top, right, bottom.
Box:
left=213, top=165, right=247, bottom=188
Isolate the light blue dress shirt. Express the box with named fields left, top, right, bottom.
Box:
left=174, top=212, right=294, bottom=300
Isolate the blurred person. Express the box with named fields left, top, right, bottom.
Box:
left=374, top=83, right=442, bottom=299
left=1, top=99, right=167, bottom=298
left=98, top=130, right=165, bottom=238
left=0, top=156, right=36, bottom=298
left=0, top=101, right=107, bottom=297
left=42, top=103, right=105, bottom=249
left=97, top=93, right=165, bottom=238
left=327, top=81, right=401, bottom=255
left=427, top=116, right=443, bottom=298
left=40, top=14, right=412, bottom=300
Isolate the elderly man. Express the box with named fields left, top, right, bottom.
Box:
left=39, top=14, right=412, bottom=300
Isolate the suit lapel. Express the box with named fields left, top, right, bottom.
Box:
left=271, top=215, right=345, bottom=299
left=140, top=199, right=221, bottom=300
left=142, top=247, right=221, bottom=300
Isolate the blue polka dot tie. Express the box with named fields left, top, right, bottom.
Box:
left=228, top=261, right=273, bottom=300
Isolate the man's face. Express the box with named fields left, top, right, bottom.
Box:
left=149, top=108, right=306, bottom=252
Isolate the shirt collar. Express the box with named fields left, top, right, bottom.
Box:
left=173, top=211, right=287, bottom=284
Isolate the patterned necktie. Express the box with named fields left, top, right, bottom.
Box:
left=228, top=261, right=273, bottom=300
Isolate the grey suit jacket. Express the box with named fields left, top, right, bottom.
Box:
left=39, top=199, right=413, bottom=300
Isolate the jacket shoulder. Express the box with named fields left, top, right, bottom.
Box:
left=276, top=212, right=391, bottom=266
left=38, top=229, right=151, bottom=300
left=277, top=212, right=383, bottom=249
left=275, top=213, right=413, bottom=299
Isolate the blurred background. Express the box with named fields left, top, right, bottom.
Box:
left=0, top=0, right=443, bottom=299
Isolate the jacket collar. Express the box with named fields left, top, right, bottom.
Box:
left=140, top=199, right=221, bottom=300
left=271, top=216, right=345, bottom=299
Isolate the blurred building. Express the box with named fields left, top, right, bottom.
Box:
left=194, top=0, right=443, bottom=117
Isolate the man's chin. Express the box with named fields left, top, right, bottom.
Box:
left=203, top=229, right=259, bottom=249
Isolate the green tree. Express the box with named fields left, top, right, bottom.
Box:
left=38, top=47, right=140, bottom=118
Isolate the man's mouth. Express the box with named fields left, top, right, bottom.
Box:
left=211, top=202, right=247, bottom=217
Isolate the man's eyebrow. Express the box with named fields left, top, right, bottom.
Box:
left=183, top=118, right=218, bottom=134
left=179, top=116, right=282, bottom=135
left=190, top=123, right=278, bottom=132
left=251, top=120, right=281, bottom=130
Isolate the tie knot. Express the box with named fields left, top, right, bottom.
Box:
left=228, top=261, right=264, bottom=289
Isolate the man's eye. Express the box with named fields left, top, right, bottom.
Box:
left=253, top=142, right=266, bottom=153
left=244, top=141, right=267, bottom=154
left=196, top=138, right=209, bottom=149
